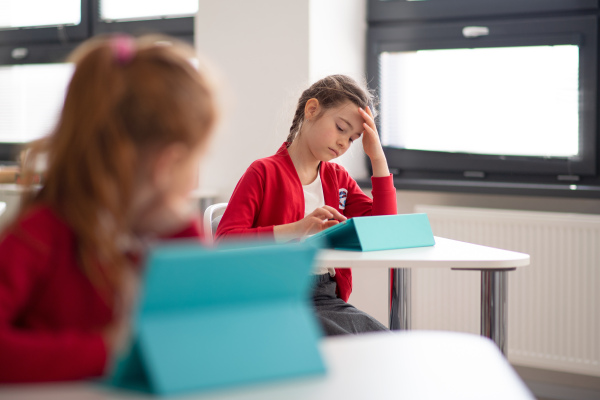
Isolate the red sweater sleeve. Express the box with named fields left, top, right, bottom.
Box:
left=216, top=164, right=275, bottom=240
left=0, top=232, right=107, bottom=383
left=370, top=174, right=397, bottom=216
left=344, top=173, right=397, bottom=218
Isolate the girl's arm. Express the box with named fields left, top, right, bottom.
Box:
left=0, top=238, right=107, bottom=383
left=216, top=164, right=346, bottom=242
left=343, top=106, right=397, bottom=217
left=215, top=165, right=275, bottom=240
left=359, top=106, right=390, bottom=178
left=273, top=205, right=346, bottom=241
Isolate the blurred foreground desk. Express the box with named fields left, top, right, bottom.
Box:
left=0, top=331, right=533, bottom=400
left=317, top=237, right=530, bottom=354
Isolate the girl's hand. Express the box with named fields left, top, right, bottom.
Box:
left=274, top=206, right=347, bottom=241
left=359, top=106, right=390, bottom=177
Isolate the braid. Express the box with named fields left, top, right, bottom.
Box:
left=287, top=102, right=306, bottom=143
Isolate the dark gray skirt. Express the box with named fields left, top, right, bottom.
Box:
left=311, top=273, right=389, bottom=336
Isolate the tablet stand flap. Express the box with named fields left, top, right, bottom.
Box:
left=353, top=214, right=435, bottom=251
left=108, top=241, right=325, bottom=396
left=138, top=302, right=324, bottom=395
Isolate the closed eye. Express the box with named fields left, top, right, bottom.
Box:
left=349, top=133, right=361, bottom=144
left=336, top=124, right=344, bottom=132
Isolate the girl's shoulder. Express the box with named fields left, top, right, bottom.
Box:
left=0, top=204, right=71, bottom=256
left=247, top=150, right=294, bottom=175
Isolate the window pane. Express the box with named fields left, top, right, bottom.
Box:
left=100, top=0, right=198, bottom=22
left=379, top=45, right=580, bottom=158
left=0, top=0, right=80, bottom=29
left=0, top=63, right=73, bottom=144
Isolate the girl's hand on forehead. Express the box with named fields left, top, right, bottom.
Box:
left=359, top=106, right=385, bottom=162
left=359, top=106, right=390, bottom=177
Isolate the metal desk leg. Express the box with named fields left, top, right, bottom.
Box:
left=481, top=270, right=508, bottom=355
left=389, top=268, right=411, bottom=330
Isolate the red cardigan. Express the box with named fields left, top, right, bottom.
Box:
left=216, top=143, right=397, bottom=302
left=0, top=205, right=202, bottom=383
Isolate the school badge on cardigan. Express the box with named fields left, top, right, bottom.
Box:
left=339, top=188, right=348, bottom=210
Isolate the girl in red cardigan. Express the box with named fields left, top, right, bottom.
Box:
left=0, top=35, right=218, bottom=382
left=217, top=75, right=397, bottom=335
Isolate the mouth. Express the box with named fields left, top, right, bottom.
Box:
left=328, top=148, right=339, bottom=157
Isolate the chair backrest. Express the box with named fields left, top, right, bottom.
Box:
left=203, top=203, right=228, bottom=244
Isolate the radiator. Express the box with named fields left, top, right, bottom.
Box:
left=413, top=205, right=600, bottom=377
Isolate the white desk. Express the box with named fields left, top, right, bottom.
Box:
left=0, top=331, right=534, bottom=400
left=317, top=237, right=530, bottom=354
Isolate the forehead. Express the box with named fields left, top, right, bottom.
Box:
left=324, top=100, right=361, bottom=121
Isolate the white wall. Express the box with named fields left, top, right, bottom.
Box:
left=196, top=0, right=310, bottom=202
left=196, top=0, right=368, bottom=202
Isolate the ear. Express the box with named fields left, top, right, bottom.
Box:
left=304, top=98, right=320, bottom=120
left=151, top=143, right=188, bottom=191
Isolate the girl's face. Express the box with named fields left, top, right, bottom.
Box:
left=303, top=100, right=364, bottom=162
left=131, top=142, right=206, bottom=236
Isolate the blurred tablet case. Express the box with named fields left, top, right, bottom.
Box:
left=308, top=213, right=435, bottom=251
left=108, top=241, right=325, bottom=396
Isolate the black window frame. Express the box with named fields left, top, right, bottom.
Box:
left=0, top=0, right=195, bottom=165
left=366, top=0, right=600, bottom=198
left=368, top=0, right=599, bottom=22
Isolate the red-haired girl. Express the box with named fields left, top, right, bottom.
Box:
left=0, top=34, right=218, bottom=382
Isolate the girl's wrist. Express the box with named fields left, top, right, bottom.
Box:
left=370, top=156, right=390, bottom=177
left=274, top=221, right=301, bottom=242
left=368, top=153, right=386, bottom=164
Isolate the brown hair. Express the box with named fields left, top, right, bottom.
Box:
left=18, top=34, right=218, bottom=297
left=286, top=74, right=377, bottom=143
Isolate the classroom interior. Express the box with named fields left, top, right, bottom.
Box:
left=1, top=1, right=600, bottom=399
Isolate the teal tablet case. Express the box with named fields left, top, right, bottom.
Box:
left=308, top=213, right=435, bottom=251
left=108, top=241, right=325, bottom=396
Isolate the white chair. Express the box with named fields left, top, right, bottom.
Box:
left=203, top=202, right=227, bottom=244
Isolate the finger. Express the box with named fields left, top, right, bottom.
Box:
left=322, top=206, right=347, bottom=221
left=359, top=107, right=375, bottom=123
left=359, top=107, right=374, bottom=125
left=311, top=207, right=334, bottom=220
left=321, top=220, right=340, bottom=230
left=363, top=122, right=378, bottom=138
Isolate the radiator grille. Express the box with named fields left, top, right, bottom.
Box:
left=414, top=205, right=600, bottom=376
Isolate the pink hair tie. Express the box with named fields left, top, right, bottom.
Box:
left=111, top=35, right=135, bottom=66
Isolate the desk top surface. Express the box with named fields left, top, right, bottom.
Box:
left=317, top=236, right=530, bottom=270
left=0, top=331, right=533, bottom=400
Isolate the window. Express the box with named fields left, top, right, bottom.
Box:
left=0, top=0, right=81, bottom=29
left=379, top=45, right=580, bottom=158
left=367, top=0, right=600, bottom=197
left=0, top=0, right=196, bottom=164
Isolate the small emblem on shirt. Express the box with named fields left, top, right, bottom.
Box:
left=339, top=188, right=348, bottom=210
